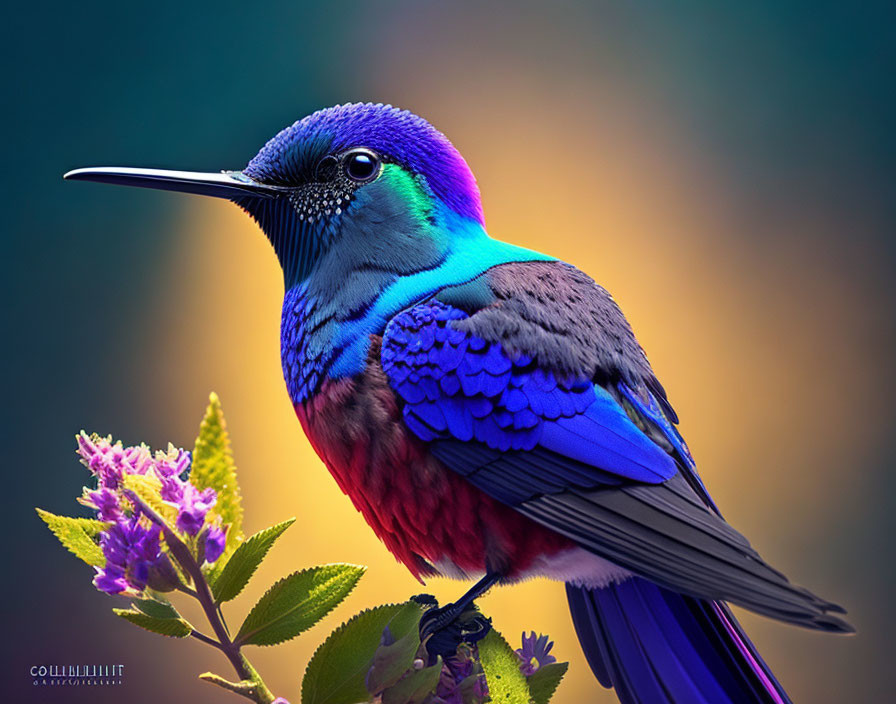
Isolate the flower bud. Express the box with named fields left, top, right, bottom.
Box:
left=144, top=552, right=181, bottom=593
left=197, top=522, right=227, bottom=564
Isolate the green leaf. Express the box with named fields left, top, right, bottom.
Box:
left=192, top=393, right=243, bottom=549
left=527, top=662, right=568, bottom=704
left=479, top=629, right=531, bottom=704
left=132, top=596, right=182, bottom=620
left=365, top=629, right=421, bottom=695
left=36, top=509, right=106, bottom=566
left=210, top=518, right=295, bottom=602
left=382, top=657, right=443, bottom=704
left=302, top=601, right=424, bottom=704
left=113, top=608, right=192, bottom=638
left=236, top=563, right=365, bottom=647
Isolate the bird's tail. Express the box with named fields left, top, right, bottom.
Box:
left=566, top=577, right=791, bottom=704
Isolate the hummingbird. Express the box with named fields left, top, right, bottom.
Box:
left=65, top=102, right=851, bottom=704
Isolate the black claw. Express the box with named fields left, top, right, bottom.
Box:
left=411, top=593, right=439, bottom=608
left=419, top=601, right=493, bottom=663
left=462, top=613, right=492, bottom=643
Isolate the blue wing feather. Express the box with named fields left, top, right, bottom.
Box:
left=616, top=381, right=720, bottom=511
left=382, top=301, right=677, bottom=484
left=618, top=382, right=695, bottom=469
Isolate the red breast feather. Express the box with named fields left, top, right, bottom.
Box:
left=295, top=340, right=573, bottom=582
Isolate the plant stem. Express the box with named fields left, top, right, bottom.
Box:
left=199, top=672, right=257, bottom=697
left=191, top=630, right=224, bottom=650
left=177, top=583, right=199, bottom=599
left=217, top=602, right=232, bottom=639
left=126, top=491, right=276, bottom=704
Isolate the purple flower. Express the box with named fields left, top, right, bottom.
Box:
left=516, top=631, right=556, bottom=676
left=161, top=476, right=216, bottom=535
left=77, top=433, right=123, bottom=489
left=93, top=513, right=178, bottom=595
left=200, top=522, right=227, bottom=564
left=153, top=446, right=191, bottom=479
left=177, top=485, right=216, bottom=535
left=75, top=433, right=227, bottom=594
left=434, top=645, right=488, bottom=704
left=77, top=432, right=156, bottom=489
left=78, top=433, right=212, bottom=536
left=85, top=488, right=123, bottom=522
left=159, top=475, right=184, bottom=504
left=93, top=564, right=130, bottom=595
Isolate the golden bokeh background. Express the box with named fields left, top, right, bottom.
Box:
left=7, top=2, right=895, bottom=703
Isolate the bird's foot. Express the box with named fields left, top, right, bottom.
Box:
left=412, top=594, right=492, bottom=663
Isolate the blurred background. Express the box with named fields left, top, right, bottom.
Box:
left=3, top=1, right=894, bottom=702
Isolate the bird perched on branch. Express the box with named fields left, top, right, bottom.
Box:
left=66, top=102, right=851, bottom=704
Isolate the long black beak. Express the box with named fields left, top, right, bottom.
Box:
left=63, top=167, right=286, bottom=199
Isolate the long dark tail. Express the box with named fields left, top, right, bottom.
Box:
left=566, top=578, right=791, bottom=704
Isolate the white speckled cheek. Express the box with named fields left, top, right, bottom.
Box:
left=289, top=179, right=354, bottom=222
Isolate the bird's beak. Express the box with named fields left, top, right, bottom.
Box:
left=63, top=167, right=286, bottom=200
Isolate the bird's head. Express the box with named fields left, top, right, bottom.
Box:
left=65, top=103, right=485, bottom=286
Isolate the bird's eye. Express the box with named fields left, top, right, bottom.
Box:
left=314, top=155, right=339, bottom=182
left=343, top=150, right=381, bottom=182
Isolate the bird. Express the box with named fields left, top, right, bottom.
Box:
left=65, top=102, right=852, bottom=704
